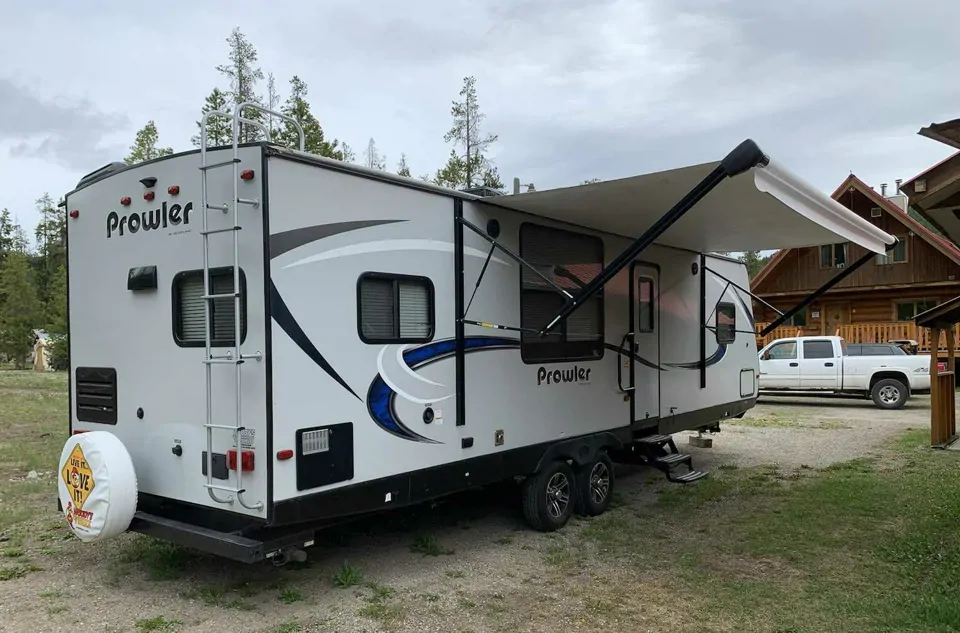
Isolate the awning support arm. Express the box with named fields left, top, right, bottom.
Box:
left=464, top=243, right=496, bottom=317
left=540, top=138, right=770, bottom=336
left=703, top=266, right=783, bottom=317
left=760, top=238, right=899, bottom=336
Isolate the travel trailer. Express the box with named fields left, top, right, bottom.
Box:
left=57, top=104, right=895, bottom=563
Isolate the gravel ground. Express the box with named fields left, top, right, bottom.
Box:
left=0, top=395, right=932, bottom=633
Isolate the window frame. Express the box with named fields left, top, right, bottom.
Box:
left=356, top=271, right=436, bottom=344
left=802, top=340, right=835, bottom=359
left=765, top=340, right=797, bottom=360
left=637, top=276, right=655, bottom=334
left=819, top=243, right=848, bottom=269
left=715, top=301, right=737, bottom=344
left=172, top=267, right=248, bottom=348
left=875, top=236, right=908, bottom=265
left=518, top=222, right=605, bottom=364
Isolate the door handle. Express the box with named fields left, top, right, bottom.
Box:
left=824, top=362, right=834, bottom=367
left=789, top=362, right=799, bottom=367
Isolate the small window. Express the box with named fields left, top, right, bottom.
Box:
left=716, top=302, right=736, bottom=344
left=765, top=341, right=797, bottom=360
left=803, top=340, right=835, bottom=359
left=896, top=299, right=938, bottom=321
left=173, top=268, right=247, bottom=347
left=519, top=223, right=604, bottom=363
left=637, top=277, right=655, bottom=333
left=820, top=243, right=847, bottom=269
left=358, top=273, right=434, bottom=343
left=876, top=238, right=908, bottom=265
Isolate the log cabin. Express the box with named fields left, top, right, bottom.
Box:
left=752, top=172, right=960, bottom=353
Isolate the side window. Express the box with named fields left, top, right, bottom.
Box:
left=766, top=341, right=797, bottom=360
left=173, top=268, right=247, bottom=347
left=519, top=223, right=604, bottom=363
left=715, top=302, right=736, bottom=344
left=638, top=277, right=655, bottom=333
left=358, top=273, right=434, bottom=343
left=803, top=340, right=835, bottom=359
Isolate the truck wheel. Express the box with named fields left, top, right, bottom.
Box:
left=521, top=460, right=575, bottom=532
left=871, top=378, right=907, bottom=409
left=575, top=452, right=615, bottom=517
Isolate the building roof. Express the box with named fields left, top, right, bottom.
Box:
left=751, top=173, right=960, bottom=290
left=915, top=294, right=960, bottom=329
left=918, top=118, right=960, bottom=150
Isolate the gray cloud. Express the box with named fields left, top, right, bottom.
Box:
left=0, top=79, right=128, bottom=171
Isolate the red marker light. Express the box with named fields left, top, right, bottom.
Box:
left=240, top=169, right=255, bottom=181
left=168, top=185, right=180, bottom=195
left=120, top=196, right=131, bottom=206
left=144, top=191, right=155, bottom=201
left=276, top=449, right=294, bottom=461
left=227, top=449, right=255, bottom=471
left=69, top=210, right=80, bottom=219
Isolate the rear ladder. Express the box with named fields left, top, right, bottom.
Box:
left=198, top=103, right=304, bottom=510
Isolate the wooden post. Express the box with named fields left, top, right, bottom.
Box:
left=931, top=326, right=942, bottom=446
left=948, top=328, right=956, bottom=440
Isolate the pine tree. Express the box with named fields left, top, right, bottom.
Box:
left=442, top=76, right=499, bottom=189
left=397, top=154, right=412, bottom=177
left=216, top=27, right=266, bottom=143
left=581, top=178, right=602, bottom=185
left=0, top=251, right=40, bottom=368
left=0, top=208, right=16, bottom=260
left=364, top=138, right=386, bottom=170
left=740, top=250, right=771, bottom=279
left=125, top=121, right=173, bottom=164
left=32, top=193, right=66, bottom=310
left=275, top=76, right=343, bottom=158
left=265, top=72, right=280, bottom=138
left=433, top=149, right=465, bottom=189
left=191, top=88, right=232, bottom=148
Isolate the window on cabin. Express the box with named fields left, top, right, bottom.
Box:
left=875, top=237, right=908, bottom=265
left=819, top=243, right=847, bottom=269
left=896, top=299, right=937, bottom=322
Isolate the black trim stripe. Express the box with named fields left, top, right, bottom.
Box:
left=454, top=198, right=466, bottom=427
left=262, top=147, right=275, bottom=523
left=269, top=280, right=360, bottom=401
left=269, top=220, right=405, bottom=259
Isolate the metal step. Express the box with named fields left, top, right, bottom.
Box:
left=654, top=452, right=691, bottom=467
left=668, top=470, right=708, bottom=484
left=636, top=433, right=672, bottom=446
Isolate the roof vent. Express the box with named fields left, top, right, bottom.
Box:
left=871, top=207, right=882, bottom=218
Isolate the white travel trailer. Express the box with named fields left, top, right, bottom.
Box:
left=57, top=105, right=895, bottom=562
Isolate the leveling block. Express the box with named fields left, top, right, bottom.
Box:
left=57, top=431, right=138, bottom=542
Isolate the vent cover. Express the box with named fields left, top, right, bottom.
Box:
left=301, top=429, right=330, bottom=455
left=870, top=207, right=882, bottom=218
left=75, top=367, right=118, bottom=425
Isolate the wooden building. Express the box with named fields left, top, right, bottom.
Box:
left=753, top=172, right=960, bottom=352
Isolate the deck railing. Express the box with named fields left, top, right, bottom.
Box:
left=755, top=321, right=960, bottom=354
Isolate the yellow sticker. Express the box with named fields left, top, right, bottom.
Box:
left=61, top=444, right=95, bottom=510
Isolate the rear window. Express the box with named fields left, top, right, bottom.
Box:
left=173, top=268, right=247, bottom=347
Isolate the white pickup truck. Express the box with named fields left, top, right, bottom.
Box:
left=757, top=336, right=931, bottom=409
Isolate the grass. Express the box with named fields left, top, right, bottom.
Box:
left=134, top=616, right=182, bottom=632
left=358, top=581, right=406, bottom=628
left=409, top=533, right=454, bottom=556
left=278, top=586, right=305, bottom=604
left=332, top=561, right=364, bottom=588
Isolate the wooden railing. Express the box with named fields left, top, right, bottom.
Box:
left=756, top=321, right=960, bottom=354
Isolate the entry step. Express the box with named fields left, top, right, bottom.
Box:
left=632, top=433, right=708, bottom=485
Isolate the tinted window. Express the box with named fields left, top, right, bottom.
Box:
left=716, top=302, right=736, bottom=344
left=862, top=344, right=905, bottom=356
left=845, top=344, right=862, bottom=355
left=766, top=341, right=797, bottom=360
left=803, top=340, right=835, bottom=359
left=638, top=277, right=654, bottom=333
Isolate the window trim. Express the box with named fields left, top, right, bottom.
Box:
left=715, top=301, right=736, bottom=344
left=518, top=222, right=605, bottom=365
left=819, top=243, right=848, bottom=269
left=637, top=276, right=655, bottom=333
left=875, top=235, right=908, bottom=266
left=356, top=271, right=436, bottom=344
left=171, top=267, right=248, bottom=348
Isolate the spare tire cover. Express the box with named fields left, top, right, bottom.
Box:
left=58, top=431, right=138, bottom=542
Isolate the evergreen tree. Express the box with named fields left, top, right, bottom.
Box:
left=32, top=193, right=66, bottom=310
left=0, top=208, right=16, bottom=260
left=340, top=142, right=355, bottom=163
left=265, top=72, right=281, bottom=138
left=275, top=76, right=343, bottom=158
left=442, top=76, right=500, bottom=189
left=433, top=149, right=465, bottom=189
left=0, top=252, right=40, bottom=368
left=191, top=88, right=232, bottom=148
left=740, top=250, right=771, bottom=279
left=125, top=121, right=173, bottom=164
left=216, top=27, right=266, bottom=143
left=397, top=154, right=412, bottom=177
left=581, top=178, right=602, bottom=185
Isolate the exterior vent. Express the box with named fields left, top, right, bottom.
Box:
left=301, top=429, right=330, bottom=455
left=871, top=207, right=882, bottom=218
left=75, top=367, right=118, bottom=425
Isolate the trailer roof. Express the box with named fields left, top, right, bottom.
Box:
left=479, top=156, right=895, bottom=255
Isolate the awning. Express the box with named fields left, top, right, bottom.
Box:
left=482, top=155, right=896, bottom=255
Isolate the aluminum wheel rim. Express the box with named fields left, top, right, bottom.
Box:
left=589, top=462, right=610, bottom=505
left=879, top=385, right=900, bottom=404
left=545, top=472, right=570, bottom=519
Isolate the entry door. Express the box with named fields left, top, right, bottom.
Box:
left=632, top=264, right=660, bottom=423
left=822, top=303, right=850, bottom=335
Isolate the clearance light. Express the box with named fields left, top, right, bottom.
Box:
left=120, top=196, right=131, bottom=206
left=240, top=169, right=255, bottom=181
left=72, top=429, right=89, bottom=435
left=276, top=449, right=294, bottom=461
left=69, top=210, right=80, bottom=219
left=168, top=185, right=180, bottom=195
left=144, top=191, right=155, bottom=201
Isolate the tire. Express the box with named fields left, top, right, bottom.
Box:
left=575, top=452, right=615, bottom=517
left=871, top=378, right=908, bottom=409
left=521, top=460, right=576, bottom=532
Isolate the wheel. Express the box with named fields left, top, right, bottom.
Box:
left=871, top=378, right=908, bottom=409
left=521, top=460, right=576, bottom=532
left=575, top=452, right=615, bottom=517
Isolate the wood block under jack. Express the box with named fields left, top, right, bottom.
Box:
left=689, top=435, right=713, bottom=448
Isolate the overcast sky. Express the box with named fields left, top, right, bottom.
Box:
left=1, top=0, right=957, bottom=237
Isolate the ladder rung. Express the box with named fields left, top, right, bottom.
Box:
left=204, top=423, right=243, bottom=431
left=203, top=358, right=243, bottom=365
left=201, top=226, right=242, bottom=236
left=203, top=483, right=245, bottom=494
left=237, top=198, right=260, bottom=207
left=206, top=203, right=229, bottom=212
left=200, top=158, right=242, bottom=171
left=202, top=292, right=240, bottom=300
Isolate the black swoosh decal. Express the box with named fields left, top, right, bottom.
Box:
left=270, top=220, right=405, bottom=259
left=270, top=281, right=361, bottom=400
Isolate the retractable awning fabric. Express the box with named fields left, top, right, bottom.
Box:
left=482, top=155, right=895, bottom=255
